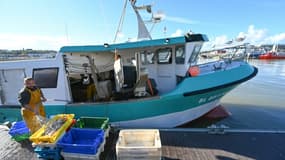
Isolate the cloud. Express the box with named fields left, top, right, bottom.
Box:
left=165, top=16, right=199, bottom=25
left=213, top=35, right=228, bottom=45
left=235, top=25, right=285, bottom=45
left=238, top=25, right=267, bottom=44
left=0, top=33, right=67, bottom=50
left=201, top=35, right=229, bottom=51
left=204, top=25, right=285, bottom=50
left=171, top=29, right=183, bottom=37
left=113, top=31, right=125, bottom=42
left=202, top=25, right=268, bottom=50
left=264, top=33, right=285, bottom=44
left=209, top=25, right=268, bottom=46
left=117, top=32, right=125, bottom=39
left=240, top=25, right=285, bottom=45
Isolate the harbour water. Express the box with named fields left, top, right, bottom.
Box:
left=187, top=59, right=285, bottom=130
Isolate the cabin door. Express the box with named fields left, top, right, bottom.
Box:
left=156, top=48, right=176, bottom=94
left=0, top=69, right=26, bottom=105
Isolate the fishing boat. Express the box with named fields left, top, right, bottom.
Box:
left=259, top=44, right=285, bottom=59
left=258, top=52, right=285, bottom=59
left=0, top=1, right=257, bottom=128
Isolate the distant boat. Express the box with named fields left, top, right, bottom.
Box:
left=259, top=52, right=285, bottom=59
left=259, top=44, right=285, bottom=59
left=0, top=0, right=258, bottom=128
left=247, top=48, right=266, bottom=59
left=201, top=43, right=251, bottom=61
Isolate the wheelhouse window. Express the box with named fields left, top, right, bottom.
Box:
left=146, top=52, right=155, bottom=64
left=141, top=51, right=155, bottom=65
left=33, top=67, right=59, bottom=88
left=157, top=48, right=172, bottom=64
left=188, top=45, right=202, bottom=65
left=175, top=46, right=185, bottom=64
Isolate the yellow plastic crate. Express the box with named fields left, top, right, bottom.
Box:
left=30, top=114, right=75, bottom=144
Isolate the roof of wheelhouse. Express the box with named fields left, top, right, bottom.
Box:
left=59, top=33, right=208, bottom=53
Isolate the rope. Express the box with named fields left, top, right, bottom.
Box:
left=147, top=79, right=154, bottom=96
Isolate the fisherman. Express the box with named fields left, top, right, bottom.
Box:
left=114, top=53, right=124, bottom=92
left=82, top=74, right=96, bottom=102
left=18, top=77, right=47, bottom=133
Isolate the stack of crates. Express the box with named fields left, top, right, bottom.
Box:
left=116, top=129, right=162, bottom=160
left=8, top=121, right=30, bottom=142
left=32, top=136, right=65, bottom=160
left=34, top=146, right=62, bottom=160
left=74, top=116, right=110, bottom=137
left=30, top=114, right=75, bottom=160
left=29, top=114, right=75, bottom=144
left=57, top=128, right=105, bottom=160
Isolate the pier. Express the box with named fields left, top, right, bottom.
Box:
left=1, top=126, right=285, bottom=160
left=102, top=127, right=285, bottom=160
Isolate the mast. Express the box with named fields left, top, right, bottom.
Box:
left=114, top=0, right=153, bottom=42
left=129, top=0, right=152, bottom=40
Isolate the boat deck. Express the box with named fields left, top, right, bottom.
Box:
left=102, top=128, right=285, bottom=160
left=1, top=126, right=285, bottom=160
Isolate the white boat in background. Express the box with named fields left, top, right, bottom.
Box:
left=200, top=43, right=251, bottom=62
left=0, top=0, right=258, bottom=128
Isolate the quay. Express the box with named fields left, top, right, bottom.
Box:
left=101, top=127, right=285, bottom=160
left=1, top=126, right=285, bottom=160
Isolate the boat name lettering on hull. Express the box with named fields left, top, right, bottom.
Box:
left=198, top=92, right=226, bottom=104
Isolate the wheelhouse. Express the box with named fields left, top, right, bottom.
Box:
left=60, top=33, right=208, bottom=103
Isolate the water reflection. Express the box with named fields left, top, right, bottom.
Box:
left=223, top=59, right=285, bottom=107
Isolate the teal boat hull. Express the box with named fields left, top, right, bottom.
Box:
left=0, top=64, right=257, bottom=128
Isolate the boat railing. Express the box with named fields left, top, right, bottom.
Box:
left=219, top=48, right=248, bottom=62
left=198, top=52, right=247, bottom=74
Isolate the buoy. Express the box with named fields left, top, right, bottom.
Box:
left=188, top=66, right=200, bottom=77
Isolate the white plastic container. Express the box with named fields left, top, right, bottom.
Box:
left=116, top=129, right=161, bottom=160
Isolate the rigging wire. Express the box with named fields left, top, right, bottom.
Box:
left=113, top=0, right=128, bottom=43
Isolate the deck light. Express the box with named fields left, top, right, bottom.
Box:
left=165, top=38, right=170, bottom=44
left=104, top=43, right=109, bottom=48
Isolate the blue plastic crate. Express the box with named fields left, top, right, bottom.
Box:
left=57, top=128, right=104, bottom=154
left=34, top=146, right=62, bottom=160
left=8, top=121, right=30, bottom=137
